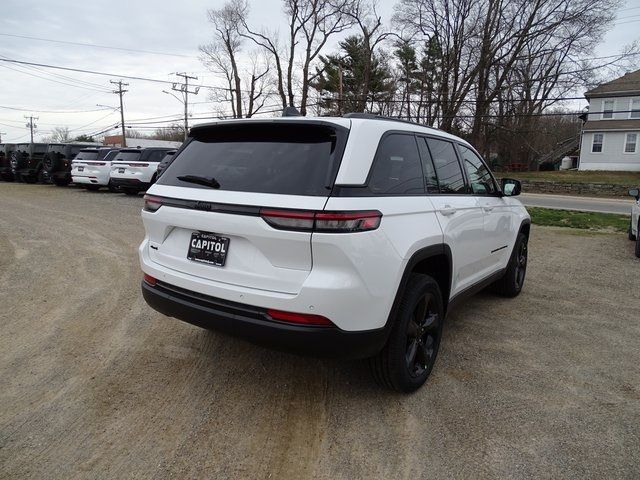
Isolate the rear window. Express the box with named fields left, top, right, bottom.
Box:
left=158, top=123, right=345, bottom=196
left=113, top=151, right=141, bottom=162
left=103, top=151, right=119, bottom=162
left=75, top=150, right=99, bottom=161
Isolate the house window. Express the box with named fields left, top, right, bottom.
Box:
left=631, top=99, right=640, bottom=119
left=624, top=133, right=637, bottom=153
left=602, top=100, right=614, bottom=119
left=592, top=133, right=604, bottom=153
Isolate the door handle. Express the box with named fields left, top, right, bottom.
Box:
left=440, top=205, right=457, bottom=216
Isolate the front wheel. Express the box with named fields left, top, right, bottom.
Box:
left=492, top=232, right=528, bottom=297
left=629, top=219, right=636, bottom=241
left=369, top=274, right=444, bottom=393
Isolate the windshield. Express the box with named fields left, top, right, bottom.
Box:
left=158, top=123, right=345, bottom=196
left=75, top=151, right=99, bottom=161
left=113, top=151, right=141, bottom=162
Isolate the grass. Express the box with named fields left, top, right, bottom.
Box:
left=527, top=207, right=630, bottom=233
left=496, top=170, right=640, bottom=185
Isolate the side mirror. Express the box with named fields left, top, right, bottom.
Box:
left=629, top=188, right=639, bottom=200
left=501, top=178, right=522, bottom=197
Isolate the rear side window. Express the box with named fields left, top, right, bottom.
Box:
left=367, top=134, right=424, bottom=195
left=458, top=145, right=496, bottom=194
left=159, top=124, right=345, bottom=196
left=425, top=138, right=467, bottom=193
left=416, top=137, right=440, bottom=193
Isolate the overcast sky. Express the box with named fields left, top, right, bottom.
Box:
left=0, top=0, right=639, bottom=143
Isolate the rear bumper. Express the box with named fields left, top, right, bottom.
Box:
left=141, top=280, right=388, bottom=359
left=110, top=178, right=150, bottom=189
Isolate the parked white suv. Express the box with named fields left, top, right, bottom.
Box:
left=628, top=188, right=640, bottom=257
left=71, top=148, right=119, bottom=190
left=139, top=114, right=530, bottom=392
left=110, top=147, right=174, bottom=195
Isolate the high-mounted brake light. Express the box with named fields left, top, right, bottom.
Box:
left=267, top=308, right=334, bottom=326
left=260, top=208, right=381, bottom=233
left=143, top=194, right=163, bottom=212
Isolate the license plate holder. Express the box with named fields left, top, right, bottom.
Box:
left=187, top=231, right=230, bottom=267
left=77, top=166, right=84, bottom=172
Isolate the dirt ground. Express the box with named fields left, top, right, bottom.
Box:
left=1, top=183, right=639, bottom=480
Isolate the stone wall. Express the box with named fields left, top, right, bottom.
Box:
left=519, top=180, right=633, bottom=197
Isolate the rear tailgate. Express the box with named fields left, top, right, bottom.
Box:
left=142, top=120, right=349, bottom=295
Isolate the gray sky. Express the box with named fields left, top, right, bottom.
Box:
left=0, top=0, right=639, bottom=143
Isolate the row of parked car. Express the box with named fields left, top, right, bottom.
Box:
left=0, top=142, right=177, bottom=195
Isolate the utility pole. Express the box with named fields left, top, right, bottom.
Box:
left=110, top=80, right=128, bottom=147
left=171, top=73, right=199, bottom=140
left=24, top=116, right=38, bottom=143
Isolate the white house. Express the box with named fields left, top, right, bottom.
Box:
left=578, top=69, right=640, bottom=171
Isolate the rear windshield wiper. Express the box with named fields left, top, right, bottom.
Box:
left=177, top=175, right=221, bottom=189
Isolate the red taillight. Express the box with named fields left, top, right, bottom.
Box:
left=143, top=273, right=157, bottom=286
left=143, top=194, right=163, bottom=212
left=260, top=208, right=381, bottom=233
left=267, top=308, right=333, bottom=326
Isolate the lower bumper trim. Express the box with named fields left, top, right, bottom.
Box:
left=141, top=280, right=387, bottom=359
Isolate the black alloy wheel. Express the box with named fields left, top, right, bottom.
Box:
left=405, top=293, right=441, bottom=378
left=514, top=237, right=528, bottom=290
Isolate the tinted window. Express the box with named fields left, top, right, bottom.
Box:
left=75, top=151, right=99, bottom=161
left=417, top=137, right=440, bottom=194
left=144, top=150, right=169, bottom=162
left=159, top=124, right=344, bottom=196
left=367, top=134, right=424, bottom=195
left=114, top=151, right=142, bottom=162
left=103, top=150, right=119, bottom=162
left=425, top=138, right=466, bottom=193
left=458, top=145, right=496, bottom=194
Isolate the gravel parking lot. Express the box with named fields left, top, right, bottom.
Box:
left=1, top=183, right=639, bottom=479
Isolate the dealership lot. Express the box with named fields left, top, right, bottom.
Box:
left=0, top=184, right=639, bottom=479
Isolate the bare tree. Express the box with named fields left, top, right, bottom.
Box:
left=42, top=126, right=71, bottom=143
left=200, top=0, right=271, bottom=118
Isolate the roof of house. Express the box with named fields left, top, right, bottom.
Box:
left=582, top=120, right=640, bottom=131
left=585, top=69, right=640, bottom=98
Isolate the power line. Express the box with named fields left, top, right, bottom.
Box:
left=0, top=33, right=195, bottom=58
left=0, top=105, right=114, bottom=114
left=110, top=80, right=129, bottom=147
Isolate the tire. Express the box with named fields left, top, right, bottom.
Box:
left=123, top=187, right=139, bottom=196
left=37, top=168, right=47, bottom=184
left=635, top=221, right=640, bottom=258
left=492, top=232, right=528, bottom=297
left=107, top=181, right=119, bottom=193
left=629, top=220, right=636, bottom=241
left=53, top=177, right=70, bottom=187
left=369, top=274, right=444, bottom=393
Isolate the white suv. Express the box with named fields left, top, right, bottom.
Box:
left=628, top=188, right=640, bottom=257
left=110, top=147, right=175, bottom=195
left=139, top=114, right=530, bottom=392
left=71, top=148, right=119, bottom=191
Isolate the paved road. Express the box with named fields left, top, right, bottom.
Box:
left=1, top=184, right=639, bottom=479
left=520, top=192, right=634, bottom=215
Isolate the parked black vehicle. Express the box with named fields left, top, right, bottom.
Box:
left=0, top=143, right=16, bottom=181
left=12, top=143, right=48, bottom=183
left=156, top=150, right=177, bottom=179
left=109, top=147, right=175, bottom=195
left=43, top=143, right=99, bottom=186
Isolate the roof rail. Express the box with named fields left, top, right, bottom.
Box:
left=343, top=112, right=440, bottom=131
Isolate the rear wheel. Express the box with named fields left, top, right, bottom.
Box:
left=37, top=169, right=47, bottom=184
left=635, top=221, right=640, bottom=258
left=369, top=274, right=444, bottom=393
left=107, top=181, right=119, bottom=193
left=492, top=232, right=528, bottom=297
